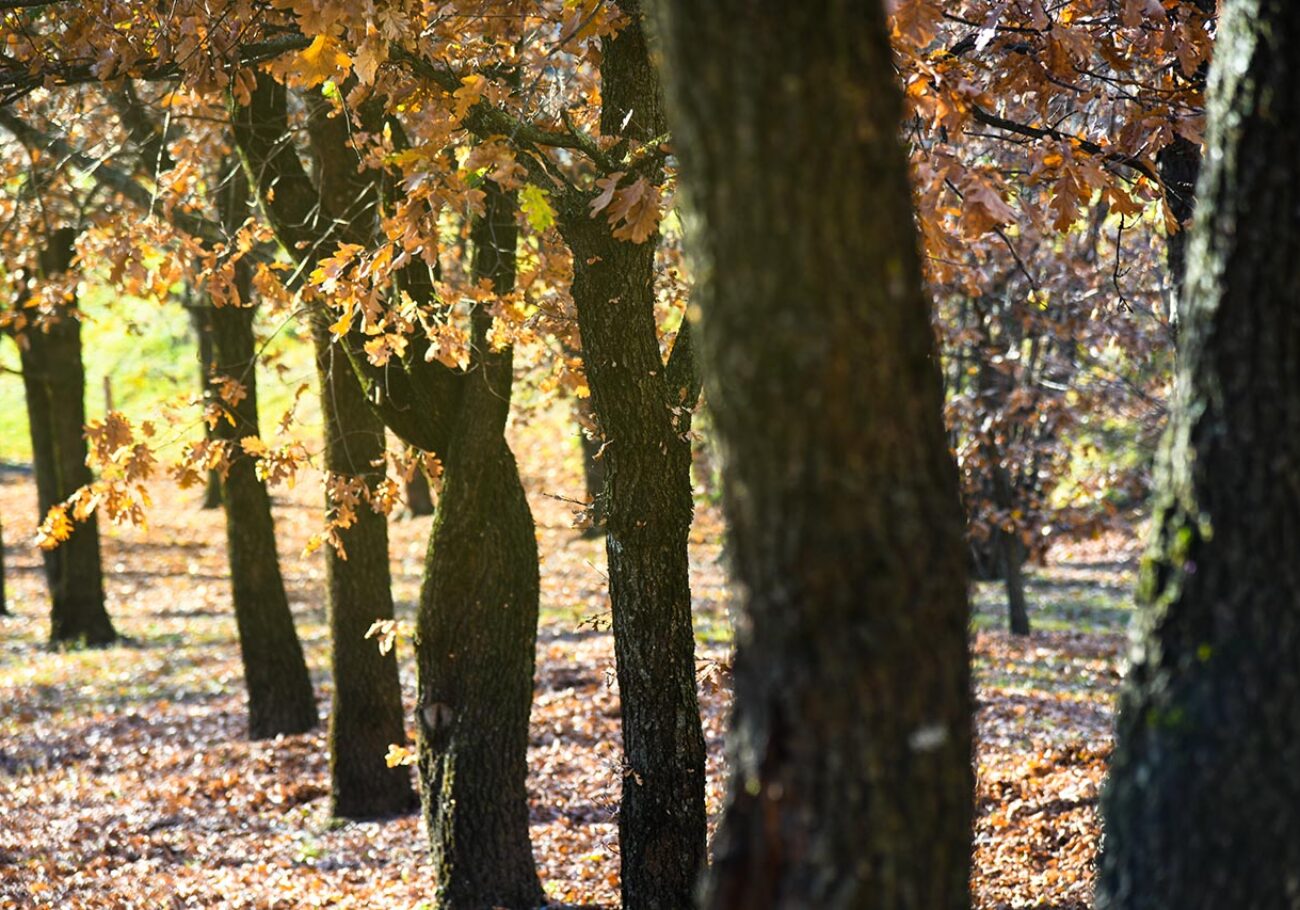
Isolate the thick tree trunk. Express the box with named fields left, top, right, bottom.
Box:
left=185, top=292, right=223, bottom=509
left=652, top=3, right=973, bottom=909
left=209, top=167, right=317, bottom=738
left=311, top=315, right=416, bottom=818
left=232, top=77, right=542, bottom=902
left=18, top=228, right=116, bottom=646
left=557, top=6, right=707, bottom=904
left=1097, top=3, right=1300, bottom=907
left=415, top=183, right=543, bottom=909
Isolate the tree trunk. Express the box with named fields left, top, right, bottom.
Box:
left=415, top=183, right=543, bottom=909
left=406, top=465, right=434, bottom=517
left=18, top=228, right=116, bottom=646
left=310, top=314, right=417, bottom=818
left=185, top=290, right=223, bottom=509
left=1097, top=3, right=1300, bottom=907
left=557, top=6, right=707, bottom=904
left=573, top=394, right=607, bottom=536
left=209, top=166, right=317, bottom=739
left=652, top=3, right=973, bottom=908
left=0, top=511, right=8, bottom=617
left=231, top=77, right=543, bottom=902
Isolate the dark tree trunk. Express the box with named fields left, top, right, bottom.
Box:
left=406, top=465, right=434, bottom=517
left=415, top=183, right=543, bottom=909
left=573, top=395, right=607, bottom=536
left=232, top=77, right=543, bottom=903
left=209, top=167, right=317, bottom=739
left=18, top=228, right=116, bottom=646
left=1158, top=0, right=1213, bottom=334
left=311, top=314, right=416, bottom=818
left=185, top=291, right=223, bottom=509
left=556, top=6, right=707, bottom=904
left=1097, top=3, right=1300, bottom=907
left=652, top=3, right=973, bottom=909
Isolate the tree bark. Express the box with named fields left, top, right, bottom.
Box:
left=209, top=167, right=317, bottom=739
left=406, top=465, right=434, bottom=517
left=556, top=6, right=708, bottom=904
left=1097, top=3, right=1300, bottom=907
left=185, top=290, right=223, bottom=509
left=311, top=313, right=416, bottom=818
left=572, top=394, right=607, bottom=536
left=415, top=182, right=543, bottom=909
left=651, top=3, right=974, bottom=908
left=231, top=77, right=543, bottom=903
left=18, top=228, right=116, bottom=646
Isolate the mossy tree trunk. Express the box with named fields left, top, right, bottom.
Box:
left=18, top=228, right=116, bottom=646
left=231, top=80, right=542, bottom=899
left=311, top=312, right=416, bottom=818
left=415, top=182, right=543, bottom=910
left=209, top=166, right=317, bottom=739
left=557, top=5, right=707, bottom=904
left=652, top=3, right=974, bottom=908
left=1097, top=3, right=1300, bottom=907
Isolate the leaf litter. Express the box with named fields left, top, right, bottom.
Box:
left=0, top=406, right=1135, bottom=908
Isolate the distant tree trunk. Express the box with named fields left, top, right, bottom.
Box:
left=310, top=314, right=416, bottom=818
left=556, top=6, right=707, bottom=905
left=653, top=3, right=973, bottom=908
left=415, top=182, right=543, bottom=909
left=0, top=511, right=7, bottom=617
left=572, top=394, right=606, bottom=535
left=1097, top=3, right=1300, bottom=907
left=405, top=464, right=434, bottom=517
left=210, top=167, right=317, bottom=739
left=185, top=289, right=222, bottom=509
left=1159, top=0, right=1212, bottom=334
left=18, top=228, right=116, bottom=646
left=993, top=469, right=1031, bottom=637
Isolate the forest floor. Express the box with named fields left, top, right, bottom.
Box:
left=0, top=404, right=1137, bottom=909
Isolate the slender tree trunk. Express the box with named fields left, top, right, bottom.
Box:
left=18, top=228, right=116, bottom=646
left=311, top=313, right=416, bottom=818
left=0, top=511, right=7, bottom=617
left=1097, top=3, right=1300, bottom=907
left=406, top=465, right=434, bottom=517
left=209, top=166, right=317, bottom=739
left=652, top=3, right=973, bottom=908
left=573, top=395, right=607, bottom=536
left=415, top=183, right=543, bottom=909
left=185, top=290, right=223, bottom=509
left=557, top=6, right=707, bottom=904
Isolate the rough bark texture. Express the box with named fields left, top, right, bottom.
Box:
left=415, top=183, right=543, bottom=909
left=556, top=5, right=707, bottom=904
left=1097, top=3, right=1300, bottom=907
left=652, top=3, right=973, bottom=908
left=209, top=168, right=317, bottom=739
left=311, top=314, right=416, bottom=818
left=233, top=76, right=542, bottom=904
left=18, top=229, right=116, bottom=646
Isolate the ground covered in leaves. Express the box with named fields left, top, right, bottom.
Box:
left=0, top=411, right=1136, bottom=909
